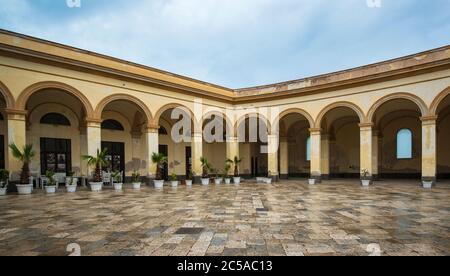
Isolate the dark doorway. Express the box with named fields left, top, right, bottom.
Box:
left=40, top=138, right=71, bottom=174
left=0, top=135, right=4, bottom=170
left=101, top=141, right=125, bottom=180
left=185, top=146, right=192, bottom=177
left=159, top=145, right=169, bottom=181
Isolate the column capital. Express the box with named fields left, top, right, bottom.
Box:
left=146, top=124, right=160, bottom=133
left=4, top=108, right=27, bottom=116
left=359, top=122, right=374, bottom=129
left=420, top=115, right=438, bottom=124
left=85, top=118, right=102, bottom=128
left=309, top=128, right=322, bottom=134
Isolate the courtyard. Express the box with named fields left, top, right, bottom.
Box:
left=0, top=180, right=449, bottom=256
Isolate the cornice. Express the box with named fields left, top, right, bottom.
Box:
left=1, top=29, right=450, bottom=105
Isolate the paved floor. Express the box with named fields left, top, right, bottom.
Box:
left=0, top=179, right=449, bottom=256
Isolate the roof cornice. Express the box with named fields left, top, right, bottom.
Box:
left=1, top=29, right=450, bottom=104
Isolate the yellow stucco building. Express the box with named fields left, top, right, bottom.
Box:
left=1, top=29, right=449, bottom=186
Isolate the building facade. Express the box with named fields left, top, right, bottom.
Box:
left=0, top=30, right=449, bottom=185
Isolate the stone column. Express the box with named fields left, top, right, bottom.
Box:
left=359, top=123, right=374, bottom=181
left=421, top=116, right=437, bottom=186
left=321, top=134, right=330, bottom=179
left=267, top=134, right=279, bottom=181
left=191, top=131, right=203, bottom=183
left=146, top=126, right=159, bottom=179
left=85, top=120, right=102, bottom=178
left=279, top=137, right=289, bottom=179
left=226, top=136, right=239, bottom=162
left=372, top=130, right=379, bottom=180
left=309, top=128, right=322, bottom=182
left=6, top=110, right=27, bottom=181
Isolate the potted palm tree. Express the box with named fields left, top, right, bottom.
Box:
left=170, top=173, right=179, bottom=187
left=361, top=169, right=371, bottom=187
left=65, top=171, right=78, bottom=193
left=111, top=171, right=123, bottom=191
left=213, top=168, right=222, bottom=185
left=0, top=169, right=9, bottom=196
left=152, top=152, right=167, bottom=189
left=223, top=163, right=232, bottom=184
left=200, top=157, right=211, bottom=186
left=185, top=170, right=193, bottom=187
left=9, top=143, right=35, bottom=195
left=227, top=156, right=242, bottom=185
left=82, top=148, right=108, bottom=192
left=132, top=170, right=142, bottom=190
left=44, top=170, right=57, bottom=194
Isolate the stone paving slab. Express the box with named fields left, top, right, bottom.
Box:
left=0, top=180, right=449, bottom=256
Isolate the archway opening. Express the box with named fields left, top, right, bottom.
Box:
left=279, top=113, right=311, bottom=179
left=25, top=88, right=89, bottom=181
left=436, top=94, right=450, bottom=180
left=157, top=107, right=193, bottom=180
left=321, top=107, right=361, bottom=179
left=237, top=116, right=269, bottom=178
left=100, top=100, right=149, bottom=182
left=202, top=114, right=230, bottom=177
left=372, top=98, right=422, bottom=180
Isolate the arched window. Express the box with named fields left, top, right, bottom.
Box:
left=101, top=119, right=124, bottom=131
left=397, top=129, right=412, bottom=159
left=306, top=136, right=311, bottom=161
left=159, top=126, right=168, bottom=135
left=40, top=113, right=71, bottom=126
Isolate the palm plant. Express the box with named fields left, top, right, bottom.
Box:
left=151, top=152, right=168, bottom=181
left=0, top=169, right=9, bottom=188
left=82, top=148, right=109, bottom=183
left=226, top=156, right=242, bottom=177
left=45, top=170, right=57, bottom=186
left=200, top=157, right=211, bottom=178
left=9, top=144, right=35, bottom=184
left=223, top=163, right=231, bottom=179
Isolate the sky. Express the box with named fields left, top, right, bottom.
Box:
left=0, top=0, right=449, bottom=88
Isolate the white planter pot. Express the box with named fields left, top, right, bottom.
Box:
left=233, top=177, right=241, bottom=185
left=256, top=177, right=264, bottom=183
left=201, top=178, right=210, bottom=186
left=308, top=179, right=316, bottom=185
left=422, top=181, right=433, bottom=189
left=114, top=183, right=123, bottom=191
left=0, top=188, right=6, bottom=196
left=214, top=179, right=223, bottom=185
left=89, top=182, right=103, bottom=192
left=132, top=182, right=142, bottom=190
left=154, top=180, right=164, bottom=189
left=65, top=178, right=79, bottom=186
left=361, top=180, right=371, bottom=187
left=17, top=184, right=33, bottom=195
left=66, top=185, right=77, bottom=193
left=45, top=186, right=56, bottom=194
left=171, top=181, right=179, bottom=187
left=264, top=178, right=272, bottom=184
left=224, top=178, right=231, bottom=184
left=185, top=180, right=193, bottom=186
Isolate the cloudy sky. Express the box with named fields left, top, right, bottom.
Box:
left=0, top=0, right=449, bottom=88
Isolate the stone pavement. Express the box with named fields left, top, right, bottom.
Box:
left=0, top=179, right=449, bottom=256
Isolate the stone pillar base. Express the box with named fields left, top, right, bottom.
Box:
left=321, top=174, right=330, bottom=180
left=270, top=175, right=279, bottom=182
left=194, top=176, right=203, bottom=185
left=279, top=174, right=289, bottom=180
left=310, top=175, right=322, bottom=183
